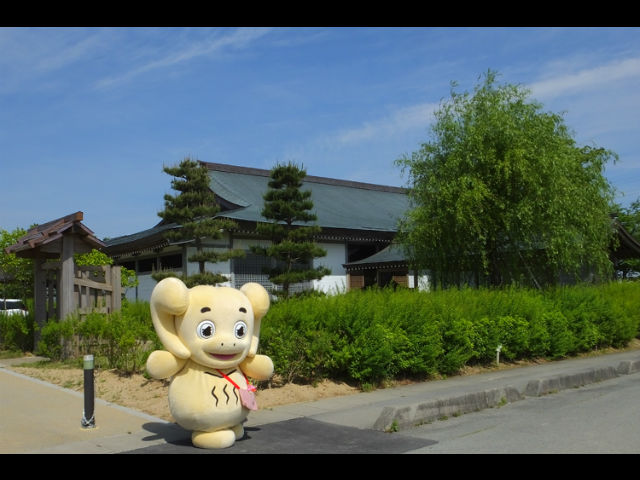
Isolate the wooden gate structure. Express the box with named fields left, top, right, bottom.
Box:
left=5, top=212, right=121, bottom=345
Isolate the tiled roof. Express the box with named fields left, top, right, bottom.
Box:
left=104, top=162, right=409, bottom=255
left=203, top=162, right=408, bottom=231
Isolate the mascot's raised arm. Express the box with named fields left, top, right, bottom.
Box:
left=146, top=277, right=273, bottom=449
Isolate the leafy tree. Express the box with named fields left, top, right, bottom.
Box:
left=74, top=249, right=139, bottom=292
left=0, top=227, right=33, bottom=299
left=154, top=157, right=244, bottom=287
left=251, top=162, right=330, bottom=297
left=396, top=71, right=617, bottom=289
left=613, top=198, right=640, bottom=279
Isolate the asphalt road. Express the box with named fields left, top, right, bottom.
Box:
left=400, top=371, right=640, bottom=454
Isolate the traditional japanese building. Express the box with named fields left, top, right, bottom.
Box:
left=103, top=161, right=417, bottom=301
left=104, top=161, right=640, bottom=300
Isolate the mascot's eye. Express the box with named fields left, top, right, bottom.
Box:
left=197, top=320, right=216, bottom=339
left=234, top=321, right=248, bottom=339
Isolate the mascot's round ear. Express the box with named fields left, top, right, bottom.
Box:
left=240, top=282, right=270, bottom=356
left=150, top=277, right=191, bottom=359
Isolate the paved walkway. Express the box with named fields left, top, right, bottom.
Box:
left=2, top=348, right=639, bottom=454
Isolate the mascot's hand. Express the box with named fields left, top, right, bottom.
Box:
left=240, top=354, right=274, bottom=381
left=146, top=350, right=186, bottom=379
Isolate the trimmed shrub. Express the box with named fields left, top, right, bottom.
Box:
left=261, top=281, right=640, bottom=386
left=0, top=311, right=34, bottom=352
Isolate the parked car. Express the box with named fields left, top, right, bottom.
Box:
left=0, top=299, right=28, bottom=316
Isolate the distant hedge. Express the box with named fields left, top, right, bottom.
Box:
left=260, top=282, right=640, bottom=386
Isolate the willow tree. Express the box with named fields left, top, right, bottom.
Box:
left=154, top=158, right=244, bottom=287
left=251, top=162, right=330, bottom=297
left=396, top=71, right=617, bottom=289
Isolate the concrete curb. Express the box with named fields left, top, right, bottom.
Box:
left=523, top=366, right=618, bottom=397
left=373, top=386, right=523, bottom=431
left=372, top=359, right=640, bottom=432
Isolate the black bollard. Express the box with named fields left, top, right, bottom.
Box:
left=81, top=354, right=96, bottom=429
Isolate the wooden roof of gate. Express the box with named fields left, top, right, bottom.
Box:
left=5, top=211, right=105, bottom=259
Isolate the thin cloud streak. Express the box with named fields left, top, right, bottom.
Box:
left=529, top=56, right=640, bottom=100
left=94, top=28, right=272, bottom=90
left=333, top=102, right=438, bottom=146
left=0, top=28, right=115, bottom=94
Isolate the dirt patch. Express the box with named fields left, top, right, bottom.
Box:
left=7, top=366, right=359, bottom=422
left=7, top=338, right=640, bottom=422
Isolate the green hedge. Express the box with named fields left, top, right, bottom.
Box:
left=6, top=282, right=639, bottom=385
left=260, top=282, right=640, bottom=385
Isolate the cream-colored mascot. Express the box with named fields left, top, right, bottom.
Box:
left=146, top=277, right=273, bottom=449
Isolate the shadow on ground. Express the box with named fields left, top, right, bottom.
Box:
left=128, top=418, right=437, bottom=454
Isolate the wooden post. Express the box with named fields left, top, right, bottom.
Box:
left=47, top=270, right=55, bottom=319
left=59, top=234, right=75, bottom=321
left=33, top=258, right=47, bottom=348
left=110, top=265, right=121, bottom=313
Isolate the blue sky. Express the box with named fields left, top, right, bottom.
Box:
left=1, top=27, right=639, bottom=240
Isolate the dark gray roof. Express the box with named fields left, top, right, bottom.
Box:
left=102, top=222, right=177, bottom=255
left=612, top=217, right=640, bottom=259
left=104, top=162, right=409, bottom=256
left=205, top=162, right=409, bottom=231
left=343, top=243, right=407, bottom=270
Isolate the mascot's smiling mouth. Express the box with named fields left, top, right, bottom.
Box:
left=209, top=353, right=238, bottom=360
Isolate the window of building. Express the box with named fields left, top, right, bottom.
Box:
left=159, top=254, right=182, bottom=270
left=233, top=252, right=273, bottom=289
left=232, top=252, right=311, bottom=293
left=137, top=257, right=156, bottom=274
left=119, top=261, right=135, bottom=271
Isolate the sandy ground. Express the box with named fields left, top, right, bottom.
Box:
left=7, top=365, right=359, bottom=422
left=7, top=338, right=640, bottom=423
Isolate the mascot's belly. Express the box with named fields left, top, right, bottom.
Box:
left=169, top=361, right=248, bottom=432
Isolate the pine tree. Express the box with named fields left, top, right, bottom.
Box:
left=154, top=158, right=244, bottom=287
left=251, top=162, right=330, bottom=296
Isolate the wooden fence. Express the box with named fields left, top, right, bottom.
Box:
left=40, top=262, right=121, bottom=319
left=74, top=264, right=121, bottom=315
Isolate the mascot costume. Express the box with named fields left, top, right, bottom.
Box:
left=146, top=277, right=273, bottom=449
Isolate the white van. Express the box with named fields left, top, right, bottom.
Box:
left=0, top=299, right=28, bottom=316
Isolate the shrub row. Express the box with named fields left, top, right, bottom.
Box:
left=35, top=300, right=161, bottom=373
left=259, top=282, right=640, bottom=386
left=4, top=282, right=639, bottom=385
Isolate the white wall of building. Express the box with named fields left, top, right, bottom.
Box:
left=408, top=271, right=431, bottom=291
left=313, top=242, right=347, bottom=294
left=125, top=272, right=156, bottom=302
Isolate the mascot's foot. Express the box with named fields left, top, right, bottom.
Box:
left=192, top=429, right=236, bottom=449
left=232, top=423, right=244, bottom=440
